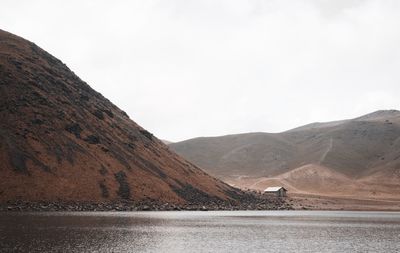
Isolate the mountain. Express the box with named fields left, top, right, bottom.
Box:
left=170, top=110, right=400, bottom=198
left=0, top=29, right=240, bottom=205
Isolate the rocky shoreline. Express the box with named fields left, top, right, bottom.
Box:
left=0, top=194, right=293, bottom=212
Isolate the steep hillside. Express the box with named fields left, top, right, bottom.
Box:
left=170, top=110, right=400, bottom=198
left=0, top=29, right=240, bottom=205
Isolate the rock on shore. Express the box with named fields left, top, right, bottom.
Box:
left=1, top=192, right=293, bottom=212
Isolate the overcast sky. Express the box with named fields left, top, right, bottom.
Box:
left=1, top=0, right=400, bottom=142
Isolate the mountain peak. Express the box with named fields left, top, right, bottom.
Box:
left=355, top=110, right=400, bottom=121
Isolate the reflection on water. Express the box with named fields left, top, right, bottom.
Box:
left=0, top=211, right=399, bottom=252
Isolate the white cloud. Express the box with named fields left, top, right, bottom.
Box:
left=1, top=0, right=400, bottom=141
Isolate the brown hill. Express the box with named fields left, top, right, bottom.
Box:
left=170, top=110, right=400, bottom=199
left=0, top=29, right=241, bottom=205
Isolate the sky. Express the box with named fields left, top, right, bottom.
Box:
left=1, top=0, right=400, bottom=142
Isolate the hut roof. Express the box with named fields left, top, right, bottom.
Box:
left=264, top=186, right=286, bottom=192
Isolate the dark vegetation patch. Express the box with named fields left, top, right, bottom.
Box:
left=9, top=57, right=23, bottom=70
left=139, top=130, right=153, bottom=140
left=120, top=110, right=129, bottom=118
left=62, top=141, right=82, bottom=165
left=1, top=128, right=42, bottom=174
left=37, top=133, right=82, bottom=166
left=8, top=147, right=51, bottom=174
left=50, top=140, right=84, bottom=166
left=98, top=146, right=132, bottom=170
left=171, top=183, right=221, bottom=203
left=152, top=148, right=161, bottom=158
left=92, top=109, right=104, bottom=120
left=56, top=110, right=65, bottom=120
left=114, top=171, right=130, bottom=199
left=128, top=134, right=138, bottom=142
left=99, top=165, right=108, bottom=175
left=103, top=109, right=114, bottom=118
left=93, top=108, right=114, bottom=119
left=126, top=142, right=135, bottom=150
left=99, top=181, right=109, bottom=198
left=80, top=94, right=89, bottom=101
left=172, top=179, right=186, bottom=188
left=31, top=118, right=43, bottom=125
left=8, top=149, right=28, bottom=174
left=224, top=188, right=246, bottom=201
left=53, top=146, right=63, bottom=164
left=84, top=135, right=100, bottom=144
left=133, top=156, right=166, bottom=178
left=30, top=91, right=51, bottom=107
left=65, top=123, right=82, bottom=138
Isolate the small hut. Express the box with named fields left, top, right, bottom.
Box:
left=264, top=186, right=287, bottom=197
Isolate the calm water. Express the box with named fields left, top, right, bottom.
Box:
left=0, top=211, right=399, bottom=252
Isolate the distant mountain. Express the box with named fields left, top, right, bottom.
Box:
left=0, top=29, right=238, bottom=204
left=170, top=110, right=400, bottom=198
left=161, top=139, right=173, bottom=145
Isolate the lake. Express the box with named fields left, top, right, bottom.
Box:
left=0, top=211, right=399, bottom=252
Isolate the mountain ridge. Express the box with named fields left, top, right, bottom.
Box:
left=170, top=110, right=400, bottom=198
